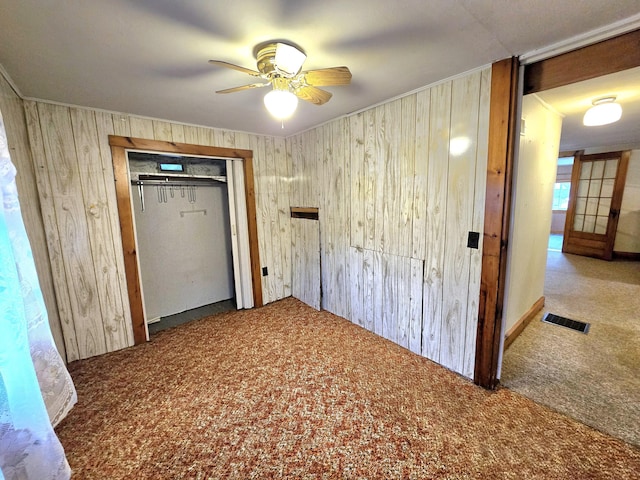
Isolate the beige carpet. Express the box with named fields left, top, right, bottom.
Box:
left=501, top=250, right=640, bottom=446
left=56, top=297, right=640, bottom=479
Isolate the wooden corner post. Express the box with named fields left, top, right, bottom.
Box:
left=474, top=57, right=519, bottom=389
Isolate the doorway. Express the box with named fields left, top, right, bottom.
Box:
left=128, top=151, right=236, bottom=334
left=109, top=136, right=263, bottom=344
left=548, top=153, right=575, bottom=251
left=500, top=29, right=640, bottom=446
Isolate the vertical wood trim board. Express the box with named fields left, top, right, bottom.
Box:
left=287, top=66, right=493, bottom=379
left=606, top=150, right=630, bottom=258
left=242, top=151, right=264, bottom=307
left=474, top=58, right=519, bottom=388
left=110, top=144, right=146, bottom=345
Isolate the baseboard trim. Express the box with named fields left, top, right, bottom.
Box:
left=613, top=251, right=640, bottom=261
left=504, top=296, right=545, bottom=350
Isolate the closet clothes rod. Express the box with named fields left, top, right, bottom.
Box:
left=130, top=177, right=226, bottom=188
left=132, top=175, right=226, bottom=212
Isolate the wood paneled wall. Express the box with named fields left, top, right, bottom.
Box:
left=291, top=217, right=321, bottom=310
left=287, top=68, right=491, bottom=378
left=7, top=66, right=489, bottom=373
left=22, top=101, right=292, bottom=361
left=0, top=76, right=67, bottom=360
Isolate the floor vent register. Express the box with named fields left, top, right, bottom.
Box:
left=542, top=313, right=590, bottom=334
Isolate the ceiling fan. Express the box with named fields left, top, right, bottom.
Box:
left=209, top=41, right=352, bottom=119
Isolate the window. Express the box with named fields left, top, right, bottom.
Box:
left=557, top=156, right=574, bottom=166
left=552, top=182, right=571, bottom=210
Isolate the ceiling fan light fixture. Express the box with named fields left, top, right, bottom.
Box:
left=264, top=88, right=298, bottom=120
left=274, top=42, right=307, bottom=76
left=583, top=96, right=622, bottom=126
left=210, top=40, right=350, bottom=119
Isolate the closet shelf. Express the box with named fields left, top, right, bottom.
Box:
left=130, top=173, right=226, bottom=187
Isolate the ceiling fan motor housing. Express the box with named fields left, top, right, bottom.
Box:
left=256, top=44, right=279, bottom=77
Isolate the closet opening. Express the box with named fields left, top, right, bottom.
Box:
left=128, top=151, right=236, bottom=335
left=109, top=136, right=262, bottom=345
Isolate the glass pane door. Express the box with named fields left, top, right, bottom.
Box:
left=572, top=158, right=618, bottom=235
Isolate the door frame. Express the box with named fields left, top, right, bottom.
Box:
left=474, top=58, right=519, bottom=388
left=474, top=28, right=640, bottom=388
left=109, top=135, right=263, bottom=345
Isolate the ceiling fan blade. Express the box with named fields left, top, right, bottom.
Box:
left=303, top=66, right=352, bottom=86
left=208, top=60, right=261, bottom=77
left=295, top=85, right=333, bottom=105
left=216, top=83, right=270, bottom=94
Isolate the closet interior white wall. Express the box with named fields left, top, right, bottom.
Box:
left=127, top=152, right=237, bottom=332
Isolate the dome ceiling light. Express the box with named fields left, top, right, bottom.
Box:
left=583, top=96, right=622, bottom=126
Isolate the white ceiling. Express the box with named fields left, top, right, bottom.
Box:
left=0, top=0, right=639, bottom=140
left=535, top=66, right=640, bottom=151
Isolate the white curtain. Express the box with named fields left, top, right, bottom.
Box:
left=0, top=111, right=76, bottom=479
left=226, top=159, right=254, bottom=309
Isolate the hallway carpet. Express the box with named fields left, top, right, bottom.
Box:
left=56, top=298, right=639, bottom=478
left=501, top=251, right=640, bottom=446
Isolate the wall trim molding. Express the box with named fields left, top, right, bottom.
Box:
left=0, top=63, right=23, bottom=98
left=519, top=15, right=640, bottom=65
left=613, top=251, right=640, bottom=261
left=296, top=64, right=493, bottom=138
left=504, top=296, right=545, bottom=350
left=13, top=95, right=268, bottom=140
